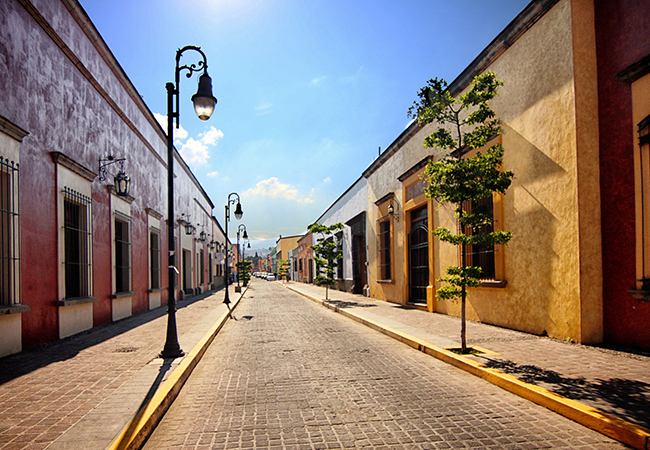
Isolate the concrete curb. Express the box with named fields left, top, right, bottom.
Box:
left=106, top=288, right=246, bottom=450
left=284, top=284, right=650, bottom=450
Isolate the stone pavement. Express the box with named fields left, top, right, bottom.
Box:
left=145, top=280, right=628, bottom=450
left=281, top=281, right=650, bottom=450
left=0, top=286, right=245, bottom=450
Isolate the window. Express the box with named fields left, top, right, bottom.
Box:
left=63, top=188, right=93, bottom=298
left=199, top=249, right=204, bottom=285
left=378, top=219, right=392, bottom=280
left=637, top=114, right=650, bottom=288
left=0, top=157, right=19, bottom=306
left=114, top=215, right=131, bottom=293
left=462, top=196, right=496, bottom=280
left=149, top=229, right=161, bottom=290
left=336, top=231, right=343, bottom=279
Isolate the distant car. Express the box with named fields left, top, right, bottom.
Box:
left=266, top=274, right=276, bottom=281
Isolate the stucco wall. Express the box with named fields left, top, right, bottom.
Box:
left=0, top=0, right=217, bottom=351
left=435, top=0, right=594, bottom=341
left=366, top=125, right=442, bottom=303
left=318, top=177, right=367, bottom=282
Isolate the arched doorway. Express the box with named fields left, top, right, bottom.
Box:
left=409, top=207, right=429, bottom=305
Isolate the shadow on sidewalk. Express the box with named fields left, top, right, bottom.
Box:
left=111, top=359, right=174, bottom=450
left=0, top=289, right=222, bottom=386
left=481, top=358, right=650, bottom=429
left=326, top=300, right=377, bottom=309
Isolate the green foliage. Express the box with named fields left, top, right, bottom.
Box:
left=236, top=260, right=252, bottom=285
left=409, top=72, right=513, bottom=354
left=277, top=259, right=291, bottom=281
left=308, top=222, right=344, bottom=299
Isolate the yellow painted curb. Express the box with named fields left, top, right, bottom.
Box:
left=285, top=284, right=650, bottom=450
left=107, top=289, right=245, bottom=450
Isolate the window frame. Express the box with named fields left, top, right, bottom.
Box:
left=0, top=155, right=20, bottom=307
left=456, top=138, right=507, bottom=286
left=149, top=228, right=161, bottom=290
left=376, top=194, right=395, bottom=283
left=114, top=213, right=132, bottom=295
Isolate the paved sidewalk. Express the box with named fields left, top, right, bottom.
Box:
left=0, top=286, right=244, bottom=450
left=282, top=281, right=650, bottom=450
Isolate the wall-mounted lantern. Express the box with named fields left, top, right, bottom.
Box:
left=99, top=154, right=130, bottom=197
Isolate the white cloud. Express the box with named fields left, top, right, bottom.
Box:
left=180, top=138, right=209, bottom=166
left=207, top=171, right=219, bottom=177
left=311, top=76, right=327, bottom=85
left=243, top=177, right=314, bottom=204
left=323, top=177, right=331, bottom=183
left=200, top=126, right=224, bottom=146
left=255, top=102, right=272, bottom=116
left=154, top=112, right=188, bottom=139
left=155, top=112, right=224, bottom=168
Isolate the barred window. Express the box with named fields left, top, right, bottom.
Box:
left=462, top=196, right=496, bottom=280
left=150, top=229, right=161, bottom=289
left=115, top=215, right=131, bottom=293
left=63, top=188, right=93, bottom=298
left=199, top=249, right=204, bottom=285
left=1, top=157, right=19, bottom=306
left=378, top=219, right=391, bottom=281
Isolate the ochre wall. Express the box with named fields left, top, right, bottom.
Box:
left=434, top=0, right=603, bottom=342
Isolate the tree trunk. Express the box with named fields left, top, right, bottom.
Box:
left=461, top=284, right=467, bottom=353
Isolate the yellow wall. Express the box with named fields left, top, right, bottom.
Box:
left=277, top=236, right=302, bottom=261
left=435, top=0, right=602, bottom=342
left=367, top=0, right=603, bottom=343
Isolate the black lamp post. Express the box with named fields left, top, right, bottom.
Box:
left=236, top=224, right=248, bottom=290
left=161, top=46, right=217, bottom=359
left=223, top=193, right=242, bottom=310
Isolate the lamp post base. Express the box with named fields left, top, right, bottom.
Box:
left=160, top=344, right=185, bottom=359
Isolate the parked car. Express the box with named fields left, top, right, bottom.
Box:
left=266, top=274, right=276, bottom=281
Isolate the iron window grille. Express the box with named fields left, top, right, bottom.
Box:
left=200, top=249, right=204, bottom=285
left=377, top=219, right=392, bottom=281
left=1, top=157, right=20, bottom=306
left=63, top=188, right=93, bottom=299
left=461, top=196, right=496, bottom=280
left=150, top=229, right=161, bottom=290
left=114, top=214, right=131, bottom=294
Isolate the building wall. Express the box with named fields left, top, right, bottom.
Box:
left=594, top=0, right=650, bottom=349
left=366, top=127, right=438, bottom=304
left=361, top=0, right=605, bottom=343
left=434, top=0, right=599, bottom=341
left=317, top=177, right=367, bottom=292
left=0, top=0, right=218, bottom=354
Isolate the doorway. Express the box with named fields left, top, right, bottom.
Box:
left=409, top=207, right=429, bottom=304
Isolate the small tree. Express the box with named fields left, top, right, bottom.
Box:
left=277, top=259, right=291, bottom=282
left=408, top=72, right=514, bottom=354
left=308, top=222, right=344, bottom=300
left=236, top=260, right=252, bottom=286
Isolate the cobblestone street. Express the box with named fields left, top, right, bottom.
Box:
left=143, top=282, right=626, bottom=449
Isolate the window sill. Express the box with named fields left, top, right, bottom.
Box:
left=148, top=288, right=165, bottom=293
left=627, top=289, right=650, bottom=301
left=112, top=291, right=135, bottom=299
left=377, top=279, right=395, bottom=284
left=0, top=304, right=31, bottom=315
left=477, top=280, right=508, bottom=288
left=57, top=296, right=99, bottom=307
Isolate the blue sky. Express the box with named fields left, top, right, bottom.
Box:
left=79, top=0, right=529, bottom=251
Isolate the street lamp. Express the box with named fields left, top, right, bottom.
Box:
left=161, top=46, right=217, bottom=359
left=223, top=193, right=243, bottom=311
left=236, top=224, right=248, bottom=291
